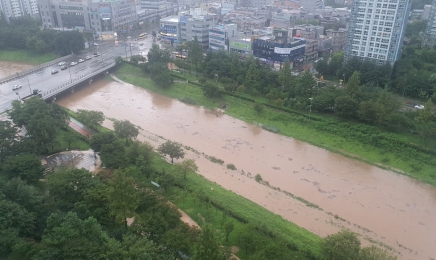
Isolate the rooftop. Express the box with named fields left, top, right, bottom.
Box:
left=160, top=15, right=179, bottom=23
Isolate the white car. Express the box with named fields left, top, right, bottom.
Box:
left=93, top=43, right=99, bottom=46
left=85, top=55, right=92, bottom=60
left=414, top=105, right=425, bottom=110
left=58, top=61, right=66, bottom=66
left=78, top=59, right=85, bottom=63
left=70, top=61, right=78, bottom=66
left=13, top=84, right=22, bottom=90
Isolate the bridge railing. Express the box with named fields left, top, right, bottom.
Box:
left=40, top=62, right=115, bottom=99
left=0, top=54, right=74, bottom=85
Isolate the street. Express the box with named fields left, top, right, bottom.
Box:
left=0, top=35, right=154, bottom=113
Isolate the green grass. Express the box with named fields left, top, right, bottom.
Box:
left=135, top=154, right=323, bottom=259
left=0, top=49, right=59, bottom=64
left=114, top=63, right=436, bottom=187
left=50, top=127, right=90, bottom=154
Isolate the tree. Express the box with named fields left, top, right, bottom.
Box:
left=359, top=246, right=397, bottom=260
left=8, top=98, right=68, bottom=152
left=416, top=99, right=434, bottom=123
left=334, top=95, right=359, bottom=118
left=278, top=59, right=293, bottom=91
left=113, top=119, right=139, bottom=144
left=76, top=109, right=105, bottom=130
left=224, top=221, right=234, bottom=242
left=321, top=230, right=361, bottom=260
left=253, top=103, right=264, bottom=115
left=54, top=30, right=85, bottom=55
left=0, top=120, right=19, bottom=162
left=238, top=224, right=257, bottom=255
left=0, top=193, right=36, bottom=255
left=0, top=177, right=43, bottom=215
left=46, top=168, right=100, bottom=209
left=245, top=60, right=261, bottom=94
left=107, top=168, right=139, bottom=228
left=174, top=159, right=198, bottom=179
left=36, top=212, right=125, bottom=259
left=2, top=154, right=44, bottom=184
left=191, top=225, right=222, bottom=260
left=157, top=141, right=185, bottom=164
left=296, top=70, right=318, bottom=98
left=90, top=132, right=118, bottom=152
left=345, top=71, right=361, bottom=99
left=125, top=140, right=154, bottom=168
left=187, top=36, right=203, bottom=69
left=358, top=100, right=386, bottom=124
left=129, top=55, right=146, bottom=65
left=201, top=83, right=222, bottom=98
left=147, top=44, right=170, bottom=64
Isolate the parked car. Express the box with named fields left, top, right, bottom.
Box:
left=93, top=52, right=100, bottom=57
left=58, top=61, right=66, bottom=66
left=13, top=84, right=22, bottom=90
left=78, top=59, right=85, bottom=63
left=70, top=61, right=78, bottom=66
left=85, top=55, right=92, bottom=60
left=139, top=43, right=144, bottom=46
left=60, top=65, right=68, bottom=70
left=51, top=69, right=59, bottom=74
left=415, top=105, right=425, bottom=109
left=93, top=43, right=99, bottom=46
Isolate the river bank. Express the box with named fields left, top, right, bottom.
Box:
left=0, top=50, right=58, bottom=65
left=115, top=65, right=436, bottom=188
left=57, top=75, right=436, bottom=260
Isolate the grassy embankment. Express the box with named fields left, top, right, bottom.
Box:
left=0, top=49, right=59, bottom=64
left=114, top=63, right=436, bottom=187
left=132, top=152, right=323, bottom=259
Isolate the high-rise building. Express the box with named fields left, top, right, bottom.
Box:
left=423, top=0, right=436, bottom=48
left=0, top=0, right=39, bottom=23
left=344, top=0, right=411, bottom=65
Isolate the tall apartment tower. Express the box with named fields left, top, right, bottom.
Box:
left=423, top=0, right=436, bottom=48
left=344, top=0, right=411, bottom=65
left=0, top=0, right=39, bottom=23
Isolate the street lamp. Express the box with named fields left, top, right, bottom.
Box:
left=309, top=97, right=313, bottom=120
left=26, top=77, right=32, bottom=94
left=16, top=92, right=20, bottom=101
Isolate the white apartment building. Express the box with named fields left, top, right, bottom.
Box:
left=344, top=0, right=411, bottom=64
left=0, top=0, right=39, bottom=23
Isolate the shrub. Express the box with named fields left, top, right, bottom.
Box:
left=262, top=125, right=280, bottom=133
left=179, top=97, right=196, bottom=105
left=209, top=156, right=224, bottom=165
left=255, top=174, right=263, bottom=182
left=226, top=164, right=236, bottom=170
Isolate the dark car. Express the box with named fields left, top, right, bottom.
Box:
left=60, top=65, right=68, bottom=70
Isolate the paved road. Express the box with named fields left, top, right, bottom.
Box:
left=0, top=35, right=154, bottom=113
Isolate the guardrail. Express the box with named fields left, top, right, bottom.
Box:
left=0, top=54, right=74, bottom=85
left=40, top=62, right=115, bottom=99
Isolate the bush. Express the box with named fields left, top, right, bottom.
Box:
left=255, top=174, right=263, bottom=182
left=262, top=125, right=280, bottom=133
left=226, top=164, right=236, bottom=170
left=209, top=156, right=224, bottom=165
left=178, top=97, right=196, bottom=105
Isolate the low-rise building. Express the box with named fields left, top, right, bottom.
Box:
left=326, top=28, right=346, bottom=52
left=209, top=24, right=237, bottom=51
left=159, top=15, right=180, bottom=45
left=229, top=38, right=252, bottom=54
left=304, top=38, right=318, bottom=60
left=252, top=29, right=305, bottom=64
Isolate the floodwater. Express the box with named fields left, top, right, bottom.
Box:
left=53, top=76, right=435, bottom=260
left=0, top=60, right=33, bottom=78
left=43, top=149, right=101, bottom=172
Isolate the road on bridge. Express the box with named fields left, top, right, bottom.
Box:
left=0, top=35, right=154, bottom=113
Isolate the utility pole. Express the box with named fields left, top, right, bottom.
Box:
left=26, top=77, right=32, bottom=94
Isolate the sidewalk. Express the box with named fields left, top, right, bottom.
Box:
left=68, top=117, right=94, bottom=138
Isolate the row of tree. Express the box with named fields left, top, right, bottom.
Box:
left=0, top=16, right=89, bottom=55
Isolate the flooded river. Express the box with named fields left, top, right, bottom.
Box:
left=0, top=60, right=33, bottom=78
left=4, top=61, right=435, bottom=259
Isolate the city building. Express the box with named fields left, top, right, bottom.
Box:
left=159, top=15, right=180, bottom=45
left=318, top=35, right=332, bottom=56
left=209, top=24, right=237, bottom=51
left=229, top=38, right=252, bottom=54
left=180, top=15, right=217, bottom=48
left=423, top=1, right=436, bottom=47
left=252, top=29, right=305, bottom=65
left=423, top=4, right=431, bottom=19
left=326, top=27, right=347, bottom=52
left=304, top=38, right=319, bottom=60
left=0, top=0, right=39, bottom=23
left=295, top=24, right=325, bottom=39
left=300, top=0, right=324, bottom=12
left=37, top=0, right=137, bottom=34
left=344, top=0, right=411, bottom=64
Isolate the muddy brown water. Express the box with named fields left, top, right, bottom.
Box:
left=0, top=59, right=429, bottom=259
